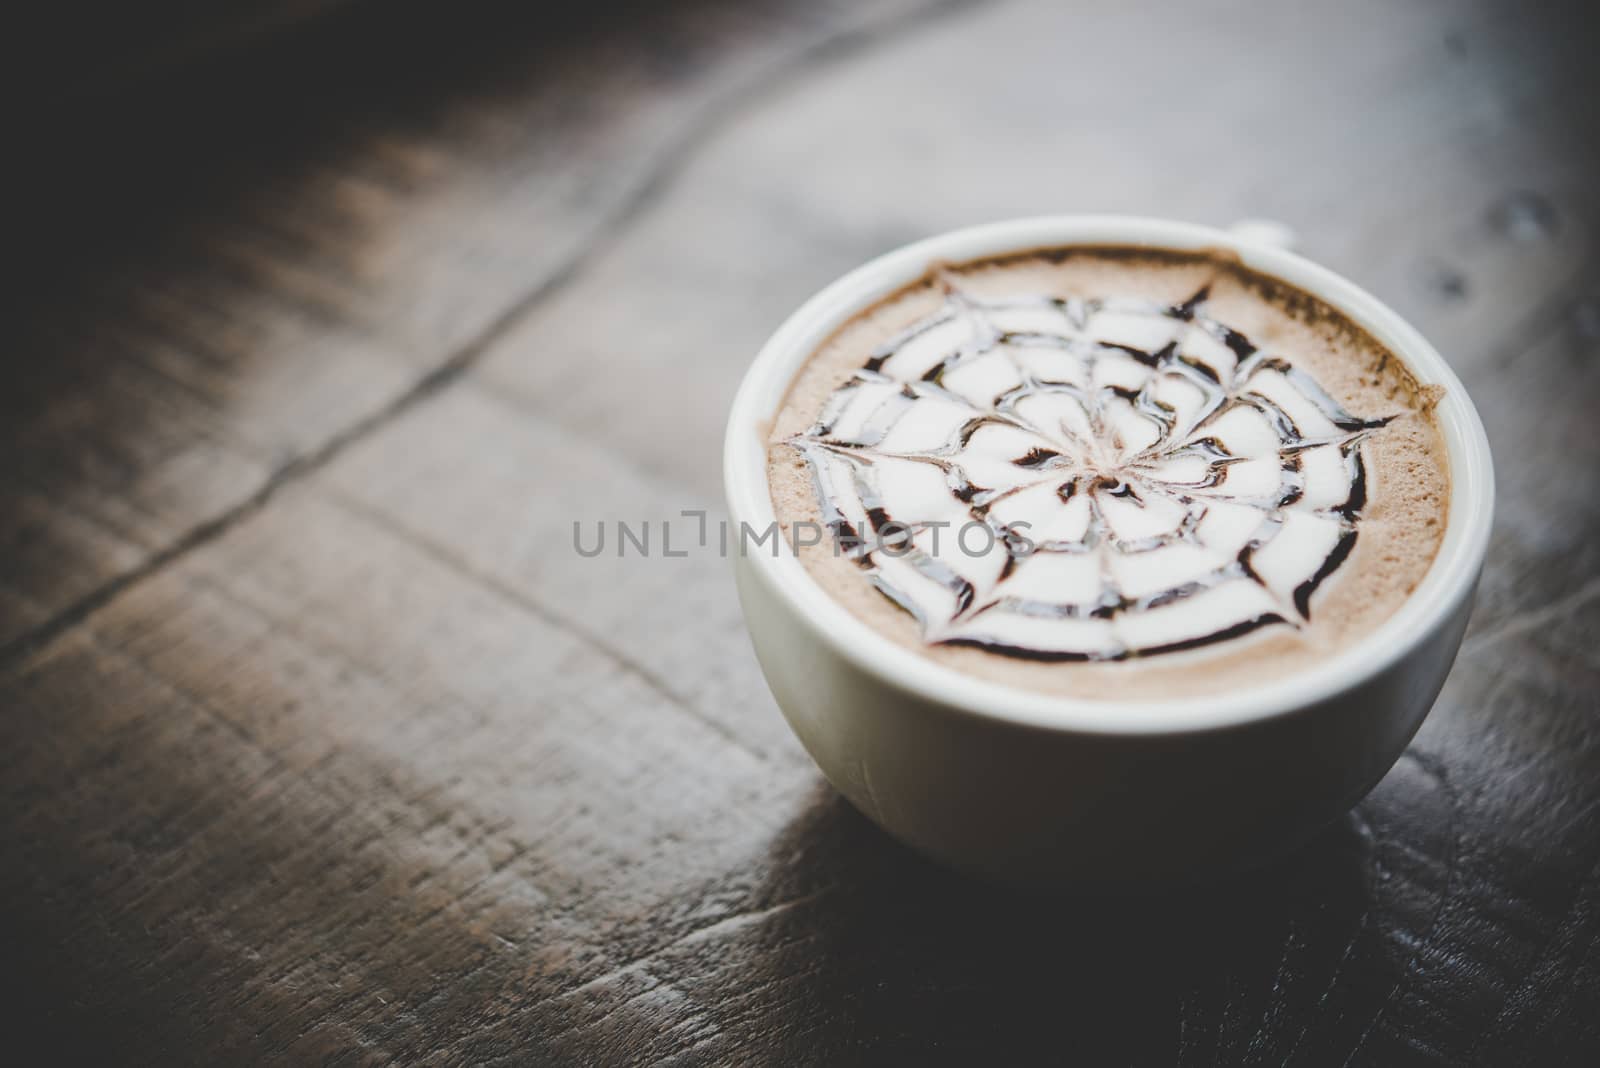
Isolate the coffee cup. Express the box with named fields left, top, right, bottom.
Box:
left=724, top=216, right=1494, bottom=887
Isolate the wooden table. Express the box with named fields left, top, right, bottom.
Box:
left=4, top=0, right=1597, bottom=1062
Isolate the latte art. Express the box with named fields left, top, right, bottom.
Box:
left=787, top=280, right=1395, bottom=662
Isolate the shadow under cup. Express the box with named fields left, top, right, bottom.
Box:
left=725, top=216, right=1494, bottom=887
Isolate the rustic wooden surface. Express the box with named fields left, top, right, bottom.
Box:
left=3, top=0, right=1598, bottom=1063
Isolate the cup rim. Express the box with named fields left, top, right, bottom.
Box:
left=724, top=215, right=1494, bottom=735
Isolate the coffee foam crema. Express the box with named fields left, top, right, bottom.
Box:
left=786, top=275, right=1399, bottom=663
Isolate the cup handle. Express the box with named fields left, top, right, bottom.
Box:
left=1227, top=218, right=1299, bottom=252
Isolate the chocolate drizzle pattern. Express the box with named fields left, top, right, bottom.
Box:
left=787, top=277, right=1395, bottom=662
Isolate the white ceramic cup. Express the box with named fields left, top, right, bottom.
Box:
left=724, top=216, right=1494, bottom=887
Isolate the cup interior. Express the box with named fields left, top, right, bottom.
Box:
left=724, top=216, right=1495, bottom=735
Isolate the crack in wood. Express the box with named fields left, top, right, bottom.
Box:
left=0, top=0, right=996, bottom=677
left=1341, top=749, right=1463, bottom=1066
left=1463, top=574, right=1600, bottom=656
left=323, top=484, right=770, bottom=763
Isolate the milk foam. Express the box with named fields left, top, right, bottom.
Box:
left=788, top=279, right=1393, bottom=662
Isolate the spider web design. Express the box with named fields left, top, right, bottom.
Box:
left=787, top=278, right=1395, bottom=662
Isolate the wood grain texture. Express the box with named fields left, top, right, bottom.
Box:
left=2, top=0, right=1598, bottom=1063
